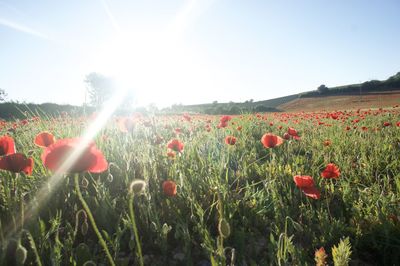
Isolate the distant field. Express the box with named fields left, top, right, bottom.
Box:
left=279, top=91, right=400, bottom=112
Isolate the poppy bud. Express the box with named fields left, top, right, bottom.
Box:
left=81, top=177, right=89, bottom=189
left=129, top=179, right=146, bottom=195
left=218, top=219, right=231, bottom=238
left=81, top=220, right=89, bottom=236
left=283, top=133, right=290, bottom=140
left=15, top=244, right=27, bottom=265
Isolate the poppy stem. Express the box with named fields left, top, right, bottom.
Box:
left=129, top=194, right=144, bottom=266
left=74, top=174, right=115, bottom=266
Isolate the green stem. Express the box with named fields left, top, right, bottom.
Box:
left=22, top=229, right=43, bottom=266
left=129, top=194, right=144, bottom=266
left=74, top=174, right=115, bottom=266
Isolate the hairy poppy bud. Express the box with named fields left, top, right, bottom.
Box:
left=129, top=179, right=146, bottom=195
left=218, top=219, right=231, bottom=238
left=81, top=220, right=89, bottom=236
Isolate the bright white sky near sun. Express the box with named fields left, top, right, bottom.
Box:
left=0, top=0, right=399, bottom=107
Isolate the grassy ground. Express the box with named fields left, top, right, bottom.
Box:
left=0, top=107, right=400, bottom=265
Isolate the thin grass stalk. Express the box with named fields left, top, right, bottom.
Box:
left=74, top=173, right=115, bottom=266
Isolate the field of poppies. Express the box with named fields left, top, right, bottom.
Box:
left=0, top=107, right=400, bottom=265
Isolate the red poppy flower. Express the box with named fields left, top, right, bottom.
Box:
left=288, top=127, right=301, bottom=140
left=220, top=115, right=232, bottom=124
left=225, top=136, right=237, bottom=145
left=323, top=140, right=332, bottom=146
left=0, top=135, right=16, bottom=156
left=218, top=122, right=228, bottom=128
left=288, top=127, right=297, bottom=136
left=321, top=163, right=340, bottom=179
left=167, top=139, right=184, bottom=153
left=162, top=180, right=177, bottom=197
left=41, top=138, right=108, bottom=173
left=261, top=133, right=284, bottom=148
left=34, top=132, right=56, bottom=148
left=397, top=121, right=400, bottom=127
left=301, top=186, right=321, bottom=199
left=0, top=153, right=34, bottom=175
left=293, top=175, right=320, bottom=199
left=383, top=122, right=391, bottom=127
left=293, top=175, right=315, bottom=188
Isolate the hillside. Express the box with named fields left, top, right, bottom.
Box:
left=279, top=90, right=400, bottom=112
left=167, top=71, right=400, bottom=114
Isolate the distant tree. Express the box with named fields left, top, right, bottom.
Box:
left=317, top=84, right=329, bottom=94
left=212, top=100, right=218, bottom=105
left=228, top=105, right=241, bottom=114
left=0, top=88, right=7, bottom=102
left=84, top=72, right=113, bottom=108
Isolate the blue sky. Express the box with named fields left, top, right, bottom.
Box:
left=1, top=0, right=399, bottom=107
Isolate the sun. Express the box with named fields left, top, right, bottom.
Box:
left=87, top=29, right=188, bottom=108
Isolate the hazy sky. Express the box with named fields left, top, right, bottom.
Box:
left=1, top=0, right=399, bottom=107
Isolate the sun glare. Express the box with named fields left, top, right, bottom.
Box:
left=85, top=0, right=216, bottom=108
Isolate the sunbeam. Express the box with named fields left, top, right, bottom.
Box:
left=4, top=84, right=129, bottom=240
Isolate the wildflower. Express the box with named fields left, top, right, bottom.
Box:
left=41, top=138, right=108, bottom=173
left=293, top=175, right=315, bottom=188
left=288, top=127, right=301, bottom=140
left=315, top=247, right=328, bottom=266
left=167, top=139, right=184, bottom=153
left=321, top=163, right=340, bottom=179
left=0, top=153, right=34, bottom=175
left=323, top=140, right=332, bottom=146
left=218, top=115, right=232, bottom=128
left=293, top=175, right=320, bottom=199
left=162, top=180, right=177, bottom=197
left=261, top=133, right=284, bottom=148
left=383, top=122, right=391, bottom=127
left=0, top=135, right=16, bottom=156
left=220, top=115, right=232, bottom=124
left=34, top=132, right=56, bottom=148
left=225, top=136, right=237, bottom=145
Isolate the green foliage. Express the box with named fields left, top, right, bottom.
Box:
left=332, top=237, right=352, bottom=266
left=0, top=88, right=7, bottom=102
left=317, top=84, right=329, bottom=94
left=301, top=71, right=400, bottom=97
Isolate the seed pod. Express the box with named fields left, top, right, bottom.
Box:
left=218, top=219, right=231, bottom=238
